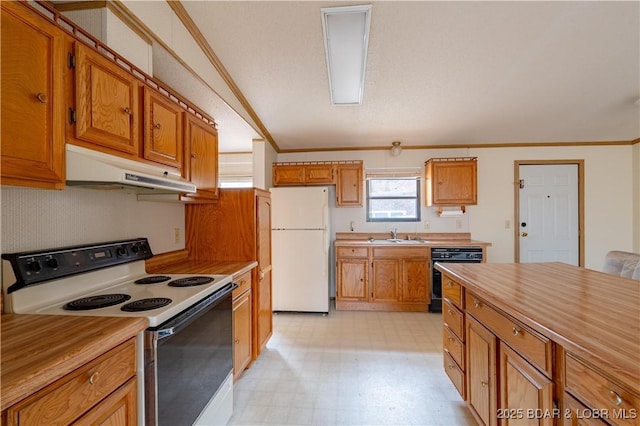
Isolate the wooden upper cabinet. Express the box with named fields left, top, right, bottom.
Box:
left=143, top=87, right=183, bottom=171
left=74, top=43, right=140, bottom=156
left=305, top=164, right=334, bottom=184
left=273, top=164, right=305, bottom=186
left=425, top=157, right=477, bottom=206
left=336, top=163, right=363, bottom=206
left=1, top=1, right=66, bottom=189
left=182, top=114, right=218, bottom=201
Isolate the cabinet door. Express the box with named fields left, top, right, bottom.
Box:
left=371, top=259, right=399, bottom=302
left=255, top=193, right=272, bottom=354
left=336, top=164, right=363, bottom=206
left=562, top=393, right=610, bottom=426
left=183, top=114, right=218, bottom=200
left=273, top=165, right=305, bottom=186
left=499, top=342, right=553, bottom=426
left=75, top=43, right=139, bottom=155
left=143, top=87, right=183, bottom=170
left=427, top=159, right=477, bottom=205
left=467, top=316, right=498, bottom=426
left=1, top=2, right=66, bottom=189
left=337, top=259, right=368, bottom=301
left=233, top=290, right=252, bottom=380
left=73, top=378, right=137, bottom=426
left=402, top=258, right=429, bottom=303
left=305, top=164, right=334, bottom=184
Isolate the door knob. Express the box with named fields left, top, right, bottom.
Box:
left=520, top=232, right=528, bottom=237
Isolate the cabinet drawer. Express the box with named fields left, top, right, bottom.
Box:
left=565, top=353, right=639, bottom=426
left=443, top=325, right=464, bottom=369
left=233, top=270, right=252, bottom=299
left=372, top=247, right=429, bottom=257
left=443, top=350, right=466, bottom=400
left=466, top=292, right=552, bottom=377
left=562, top=392, right=610, bottom=426
left=442, top=274, right=463, bottom=308
left=443, top=299, right=464, bottom=341
left=6, top=338, right=136, bottom=426
left=337, top=246, right=368, bottom=257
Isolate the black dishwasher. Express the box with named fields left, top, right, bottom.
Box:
left=430, top=247, right=483, bottom=312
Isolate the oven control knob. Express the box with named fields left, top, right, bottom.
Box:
left=131, top=245, right=140, bottom=253
left=116, top=247, right=128, bottom=257
left=27, top=260, right=41, bottom=272
left=45, top=258, right=59, bottom=269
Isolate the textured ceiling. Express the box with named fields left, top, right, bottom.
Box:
left=177, top=1, right=639, bottom=153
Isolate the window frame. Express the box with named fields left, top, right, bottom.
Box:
left=365, top=176, right=421, bottom=223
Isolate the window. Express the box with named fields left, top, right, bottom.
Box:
left=366, top=177, right=420, bottom=222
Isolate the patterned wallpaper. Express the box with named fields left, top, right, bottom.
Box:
left=1, top=186, right=185, bottom=255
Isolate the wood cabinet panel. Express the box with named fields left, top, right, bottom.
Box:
left=233, top=289, right=252, bottom=380
left=499, top=342, right=553, bottom=426
left=72, top=378, right=137, bottom=426
left=336, top=163, right=363, bottom=206
left=425, top=158, right=477, bottom=206
left=467, top=315, right=498, bottom=426
left=442, top=274, right=463, bottom=308
left=444, top=350, right=466, bottom=399
left=143, top=86, right=183, bottom=170
left=1, top=1, right=66, bottom=189
left=444, top=326, right=465, bottom=369
left=564, top=353, right=639, bottom=426
left=305, top=164, right=334, bottom=184
left=443, top=299, right=464, bottom=340
left=337, top=259, right=368, bottom=301
left=337, top=246, right=368, bottom=258
left=182, top=114, right=218, bottom=201
left=6, top=339, right=136, bottom=426
left=466, top=292, right=552, bottom=377
left=74, top=43, right=139, bottom=155
left=562, top=392, right=610, bottom=426
left=371, top=258, right=400, bottom=302
left=402, top=258, right=429, bottom=303
left=273, top=165, right=305, bottom=185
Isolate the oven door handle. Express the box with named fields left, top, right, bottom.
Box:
left=154, top=282, right=238, bottom=341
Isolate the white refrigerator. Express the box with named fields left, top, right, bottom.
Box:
left=270, top=186, right=330, bottom=313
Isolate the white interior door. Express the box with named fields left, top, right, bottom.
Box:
left=518, top=164, right=579, bottom=265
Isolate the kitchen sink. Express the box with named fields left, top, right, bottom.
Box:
left=368, top=238, right=428, bottom=244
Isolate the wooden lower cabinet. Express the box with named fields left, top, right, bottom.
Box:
left=232, top=281, right=252, bottom=380
left=335, top=244, right=430, bottom=311
left=4, top=339, right=137, bottom=426
left=467, top=315, right=498, bottom=426
left=562, top=393, right=610, bottom=426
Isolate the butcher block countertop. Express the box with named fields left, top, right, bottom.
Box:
left=1, top=315, right=147, bottom=411
left=435, top=262, right=640, bottom=395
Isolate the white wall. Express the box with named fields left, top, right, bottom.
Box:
left=634, top=143, right=640, bottom=252
left=277, top=144, right=636, bottom=270
left=0, top=186, right=185, bottom=255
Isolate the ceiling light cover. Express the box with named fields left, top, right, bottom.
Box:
left=390, top=141, right=402, bottom=156
left=321, top=5, right=372, bottom=106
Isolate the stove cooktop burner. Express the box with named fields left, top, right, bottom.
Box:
left=63, top=294, right=131, bottom=311
left=168, top=276, right=215, bottom=287
left=121, top=297, right=172, bottom=312
left=134, top=275, right=172, bottom=285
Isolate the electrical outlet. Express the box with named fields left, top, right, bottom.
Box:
left=423, top=221, right=430, bottom=230
left=174, top=228, right=181, bottom=243
left=455, top=220, right=462, bottom=229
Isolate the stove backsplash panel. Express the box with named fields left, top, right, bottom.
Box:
left=1, top=186, right=185, bottom=255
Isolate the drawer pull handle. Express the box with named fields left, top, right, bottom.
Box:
left=610, top=390, right=623, bottom=406
left=89, top=371, right=100, bottom=385
left=36, top=92, right=48, bottom=103
left=235, top=338, right=240, bottom=344
left=473, top=300, right=481, bottom=308
left=123, top=107, right=131, bottom=115
left=448, top=364, right=454, bottom=370
left=512, top=327, right=522, bottom=336
left=447, top=309, right=453, bottom=316
left=446, top=281, right=453, bottom=287
left=480, top=380, right=488, bottom=388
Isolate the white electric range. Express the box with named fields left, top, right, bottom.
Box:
left=2, top=238, right=236, bottom=426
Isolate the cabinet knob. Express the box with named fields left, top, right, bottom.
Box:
left=235, top=339, right=240, bottom=344
left=512, top=327, right=522, bottom=336
left=36, top=92, right=48, bottom=103
left=448, top=364, right=454, bottom=370
left=473, top=300, right=481, bottom=308
left=480, top=380, right=488, bottom=388
left=154, top=123, right=162, bottom=129
left=123, top=107, right=131, bottom=115
left=609, top=390, right=624, bottom=406
left=191, top=153, right=197, bottom=159
left=89, top=371, right=100, bottom=384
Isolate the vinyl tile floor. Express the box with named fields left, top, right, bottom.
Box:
left=228, top=306, right=476, bottom=425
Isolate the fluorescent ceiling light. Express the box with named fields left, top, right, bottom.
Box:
left=321, top=5, right=372, bottom=106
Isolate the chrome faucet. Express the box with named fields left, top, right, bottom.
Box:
left=390, top=228, right=398, bottom=240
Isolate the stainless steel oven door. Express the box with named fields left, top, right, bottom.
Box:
left=144, top=282, right=237, bottom=426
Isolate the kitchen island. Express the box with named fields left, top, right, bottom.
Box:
left=436, top=261, right=639, bottom=426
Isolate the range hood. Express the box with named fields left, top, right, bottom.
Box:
left=66, top=144, right=196, bottom=194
